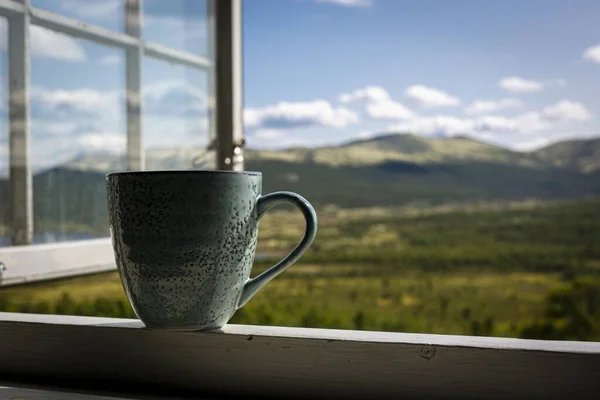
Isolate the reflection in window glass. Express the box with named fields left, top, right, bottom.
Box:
left=143, top=57, right=212, bottom=170
left=0, top=17, right=9, bottom=246
left=0, top=0, right=216, bottom=319
left=32, top=0, right=124, bottom=33
left=143, top=0, right=208, bottom=56
left=31, top=30, right=126, bottom=244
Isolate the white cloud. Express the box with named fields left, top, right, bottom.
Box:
left=387, top=99, right=593, bottom=138
left=101, top=54, right=122, bottom=65
left=498, top=76, right=543, bottom=93
left=583, top=44, right=600, bottom=64
left=513, top=112, right=547, bottom=132
left=32, top=120, right=80, bottom=136
left=0, top=22, right=86, bottom=61
left=389, top=116, right=477, bottom=137
left=33, top=87, right=119, bottom=111
left=465, top=98, right=524, bottom=115
left=143, top=80, right=204, bottom=103
left=474, top=115, right=518, bottom=132
left=243, top=109, right=262, bottom=130
left=142, top=115, right=208, bottom=148
left=355, top=130, right=375, bottom=140
left=315, top=0, right=372, bottom=7
left=30, top=80, right=207, bottom=134
left=28, top=81, right=211, bottom=168
left=541, top=100, right=591, bottom=122
left=404, top=85, right=460, bottom=108
left=340, top=85, right=414, bottom=120
left=339, top=86, right=390, bottom=103
left=31, top=25, right=86, bottom=61
left=143, top=80, right=208, bottom=115
left=366, top=100, right=414, bottom=120
left=76, top=132, right=125, bottom=153
left=244, top=100, right=359, bottom=130
left=387, top=114, right=532, bottom=138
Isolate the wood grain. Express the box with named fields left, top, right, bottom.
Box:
left=1, top=313, right=600, bottom=399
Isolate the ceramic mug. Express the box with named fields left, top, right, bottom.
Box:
left=106, top=170, right=317, bottom=331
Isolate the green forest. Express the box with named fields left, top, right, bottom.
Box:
left=2, top=197, right=599, bottom=341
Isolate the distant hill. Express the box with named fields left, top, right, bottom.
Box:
left=248, top=133, right=539, bottom=168
left=1, top=133, right=599, bottom=236
left=533, top=137, right=600, bottom=173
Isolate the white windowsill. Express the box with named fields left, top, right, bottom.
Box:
left=1, top=312, right=599, bottom=399
left=0, top=239, right=116, bottom=286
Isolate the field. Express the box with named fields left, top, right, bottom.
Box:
left=1, top=197, right=599, bottom=340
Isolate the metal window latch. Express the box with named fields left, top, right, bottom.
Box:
left=191, top=138, right=246, bottom=169
left=233, top=138, right=246, bottom=148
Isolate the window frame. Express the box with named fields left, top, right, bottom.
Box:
left=0, top=0, right=243, bottom=277
left=1, top=312, right=599, bottom=399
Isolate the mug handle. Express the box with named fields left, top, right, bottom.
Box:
left=236, top=191, right=318, bottom=308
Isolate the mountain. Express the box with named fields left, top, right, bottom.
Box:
left=249, top=133, right=540, bottom=168
left=1, top=133, right=599, bottom=236
left=533, top=137, right=600, bottom=173
left=245, top=134, right=600, bottom=208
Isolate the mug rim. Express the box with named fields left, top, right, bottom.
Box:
left=106, top=169, right=262, bottom=178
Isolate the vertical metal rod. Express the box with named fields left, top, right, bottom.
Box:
left=214, top=0, right=244, bottom=171
left=206, top=0, right=216, bottom=155
left=8, top=0, right=32, bottom=245
left=125, top=0, right=143, bottom=170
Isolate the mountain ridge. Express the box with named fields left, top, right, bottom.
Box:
left=1, top=133, right=599, bottom=178
left=2, top=133, right=600, bottom=234
left=248, top=132, right=600, bottom=171
left=532, top=136, right=600, bottom=173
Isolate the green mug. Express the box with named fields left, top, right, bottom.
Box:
left=106, top=170, right=317, bottom=331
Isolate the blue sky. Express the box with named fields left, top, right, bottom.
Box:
left=1, top=0, right=600, bottom=175
left=243, top=0, right=600, bottom=149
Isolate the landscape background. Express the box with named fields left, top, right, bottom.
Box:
left=2, top=132, right=600, bottom=240
left=1, top=132, right=599, bottom=341
left=2, top=0, right=600, bottom=341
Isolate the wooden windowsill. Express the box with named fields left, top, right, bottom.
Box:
left=1, top=312, right=600, bottom=399
left=0, top=383, right=208, bottom=400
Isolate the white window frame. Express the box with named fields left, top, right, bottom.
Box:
left=1, top=312, right=599, bottom=399
left=0, top=0, right=243, bottom=283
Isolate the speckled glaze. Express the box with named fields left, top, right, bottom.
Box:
left=106, top=170, right=317, bottom=331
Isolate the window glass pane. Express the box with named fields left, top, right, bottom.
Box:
left=32, top=0, right=124, bottom=33
left=0, top=1, right=214, bottom=317
left=143, top=57, right=212, bottom=170
left=242, top=0, right=600, bottom=341
left=31, top=29, right=125, bottom=244
left=0, top=17, right=8, bottom=246
left=143, top=0, right=208, bottom=57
